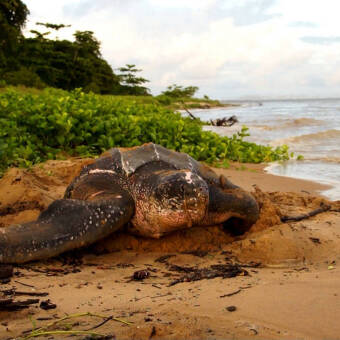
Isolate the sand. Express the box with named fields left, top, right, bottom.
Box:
left=0, top=158, right=340, bottom=340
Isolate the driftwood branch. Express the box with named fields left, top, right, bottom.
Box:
left=0, top=298, right=39, bottom=311
left=210, top=115, right=238, bottom=127
left=281, top=204, right=331, bottom=223
left=14, top=280, right=35, bottom=288
left=183, top=107, right=197, bottom=120
left=1, top=289, right=49, bottom=297
left=183, top=106, right=238, bottom=128
left=168, top=263, right=247, bottom=286
left=85, top=315, right=113, bottom=331
left=220, top=289, right=241, bottom=298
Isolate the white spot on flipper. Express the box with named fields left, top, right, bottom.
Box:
left=153, top=143, right=160, bottom=160
left=89, top=169, right=116, bottom=175
left=184, top=171, right=194, bottom=184
left=120, top=149, right=131, bottom=175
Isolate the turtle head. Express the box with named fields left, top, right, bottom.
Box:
left=153, top=170, right=209, bottom=219
left=131, top=170, right=209, bottom=238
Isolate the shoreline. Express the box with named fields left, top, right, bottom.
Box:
left=213, top=162, right=331, bottom=198
left=264, top=161, right=339, bottom=201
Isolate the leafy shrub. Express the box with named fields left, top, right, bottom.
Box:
left=2, top=67, right=46, bottom=89
left=83, top=82, right=100, bottom=94
left=155, top=94, right=172, bottom=106
left=0, top=87, right=290, bottom=175
left=161, top=84, right=198, bottom=98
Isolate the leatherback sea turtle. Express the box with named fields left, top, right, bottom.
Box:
left=0, top=143, right=259, bottom=263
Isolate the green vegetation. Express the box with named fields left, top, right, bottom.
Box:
left=0, top=0, right=29, bottom=69
left=156, top=93, right=223, bottom=109
left=23, top=312, right=131, bottom=339
left=161, top=84, right=199, bottom=98
left=116, top=64, right=150, bottom=95
left=4, top=28, right=123, bottom=94
left=0, top=87, right=290, bottom=176
left=156, top=84, right=222, bottom=109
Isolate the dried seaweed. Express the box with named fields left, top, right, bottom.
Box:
left=168, top=264, right=247, bottom=286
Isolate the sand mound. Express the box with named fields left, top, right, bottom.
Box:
left=0, top=158, right=93, bottom=227
left=0, top=159, right=339, bottom=265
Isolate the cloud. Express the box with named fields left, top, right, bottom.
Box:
left=216, top=0, right=281, bottom=26
left=63, top=0, right=138, bottom=18
left=289, top=21, right=318, bottom=28
left=301, top=36, right=340, bottom=45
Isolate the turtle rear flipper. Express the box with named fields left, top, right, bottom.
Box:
left=0, top=179, right=134, bottom=264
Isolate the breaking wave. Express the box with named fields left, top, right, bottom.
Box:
left=308, top=157, right=340, bottom=164
left=276, top=129, right=340, bottom=144
left=259, top=117, right=323, bottom=130
left=290, top=117, right=323, bottom=126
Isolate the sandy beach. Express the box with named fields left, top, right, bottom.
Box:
left=0, top=158, right=340, bottom=339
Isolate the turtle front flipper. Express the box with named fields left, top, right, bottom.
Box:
left=0, top=175, right=134, bottom=264
left=200, top=185, right=259, bottom=235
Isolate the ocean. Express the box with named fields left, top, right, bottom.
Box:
left=191, top=98, right=340, bottom=201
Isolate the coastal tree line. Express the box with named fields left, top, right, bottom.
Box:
left=0, top=0, right=199, bottom=98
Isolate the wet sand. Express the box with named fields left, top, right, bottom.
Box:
left=214, top=162, right=331, bottom=196
left=0, top=159, right=339, bottom=339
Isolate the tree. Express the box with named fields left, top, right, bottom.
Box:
left=29, top=30, right=50, bottom=40
left=17, top=28, right=121, bottom=93
left=0, top=0, right=29, bottom=68
left=116, top=64, right=150, bottom=95
left=74, top=30, right=101, bottom=57
left=161, top=84, right=198, bottom=98
left=36, top=22, right=71, bottom=31
left=35, top=22, right=71, bottom=41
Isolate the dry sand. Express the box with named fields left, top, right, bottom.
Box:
left=0, top=158, right=339, bottom=340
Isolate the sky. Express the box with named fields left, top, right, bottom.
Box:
left=23, top=0, right=340, bottom=99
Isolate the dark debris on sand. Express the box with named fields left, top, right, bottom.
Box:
left=0, top=297, right=40, bottom=311
left=168, top=263, right=248, bottom=286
